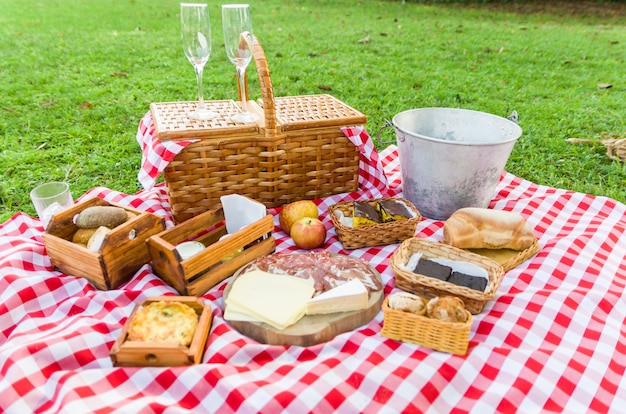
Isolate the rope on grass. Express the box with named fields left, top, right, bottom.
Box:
left=566, top=134, right=626, bottom=163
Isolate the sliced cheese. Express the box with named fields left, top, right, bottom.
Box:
left=223, top=301, right=261, bottom=322
left=305, top=278, right=368, bottom=315
left=224, top=270, right=315, bottom=330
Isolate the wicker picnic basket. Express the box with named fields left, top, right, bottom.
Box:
left=390, top=238, right=505, bottom=314
left=381, top=295, right=473, bottom=355
left=150, top=36, right=367, bottom=223
left=328, top=197, right=422, bottom=249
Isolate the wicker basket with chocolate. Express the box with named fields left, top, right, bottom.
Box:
left=390, top=238, right=504, bottom=314
left=329, top=197, right=422, bottom=249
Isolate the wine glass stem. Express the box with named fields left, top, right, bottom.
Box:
left=195, top=65, right=206, bottom=110
left=237, top=66, right=249, bottom=113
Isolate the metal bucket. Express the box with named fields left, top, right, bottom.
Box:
left=382, top=108, right=522, bottom=220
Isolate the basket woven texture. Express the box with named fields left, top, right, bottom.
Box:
left=329, top=198, right=422, bottom=249
left=381, top=296, right=472, bottom=355
left=460, top=239, right=541, bottom=272
left=390, top=238, right=505, bottom=314
left=151, top=37, right=367, bottom=223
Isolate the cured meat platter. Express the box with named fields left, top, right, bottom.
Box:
left=223, top=252, right=384, bottom=346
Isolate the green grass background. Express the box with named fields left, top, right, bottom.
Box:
left=1, top=0, right=625, bottom=223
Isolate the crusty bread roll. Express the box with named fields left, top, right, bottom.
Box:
left=426, top=296, right=468, bottom=323
left=388, top=292, right=425, bottom=315
left=442, top=208, right=535, bottom=251
left=72, top=227, right=99, bottom=244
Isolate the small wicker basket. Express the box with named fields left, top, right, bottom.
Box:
left=328, top=198, right=422, bottom=249
left=381, top=296, right=473, bottom=355
left=390, top=238, right=504, bottom=314
left=150, top=36, right=367, bottom=223
left=457, top=239, right=541, bottom=272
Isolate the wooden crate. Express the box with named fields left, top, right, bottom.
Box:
left=110, top=296, right=212, bottom=367
left=151, top=36, right=367, bottom=223
left=146, top=200, right=275, bottom=296
left=43, top=198, right=165, bottom=290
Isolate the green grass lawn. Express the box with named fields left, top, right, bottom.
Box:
left=1, top=0, right=625, bottom=223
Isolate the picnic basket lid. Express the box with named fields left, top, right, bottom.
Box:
left=150, top=36, right=366, bottom=141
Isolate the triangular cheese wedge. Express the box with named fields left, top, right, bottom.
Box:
left=305, top=278, right=368, bottom=315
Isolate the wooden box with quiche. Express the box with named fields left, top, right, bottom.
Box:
left=110, top=296, right=212, bottom=367
left=43, top=197, right=165, bottom=290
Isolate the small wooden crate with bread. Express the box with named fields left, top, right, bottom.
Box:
left=43, top=197, right=165, bottom=290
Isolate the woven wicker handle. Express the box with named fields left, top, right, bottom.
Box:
left=250, top=36, right=278, bottom=137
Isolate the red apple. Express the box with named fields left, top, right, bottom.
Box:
left=279, top=200, right=319, bottom=235
left=290, top=217, right=326, bottom=250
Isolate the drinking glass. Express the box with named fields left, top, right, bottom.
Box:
left=30, top=182, right=73, bottom=228
left=181, top=3, right=217, bottom=120
left=222, top=4, right=259, bottom=123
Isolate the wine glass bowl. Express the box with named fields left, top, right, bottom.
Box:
left=222, top=4, right=260, bottom=124
left=181, top=3, right=217, bottom=120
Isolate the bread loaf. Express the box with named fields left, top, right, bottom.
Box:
left=442, top=208, right=535, bottom=251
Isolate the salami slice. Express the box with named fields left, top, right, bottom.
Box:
left=239, top=251, right=383, bottom=295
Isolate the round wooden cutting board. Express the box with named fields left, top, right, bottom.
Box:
left=223, top=258, right=384, bottom=347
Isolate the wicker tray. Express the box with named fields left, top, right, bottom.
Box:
left=152, top=36, right=367, bottom=223
left=460, top=239, right=541, bottom=272
left=390, top=238, right=505, bottom=314
left=329, top=198, right=422, bottom=249
left=381, top=296, right=473, bottom=355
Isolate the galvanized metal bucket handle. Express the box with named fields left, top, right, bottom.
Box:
left=377, top=119, right=398, bottom=145
left=377, top=110, right=519, bottom=145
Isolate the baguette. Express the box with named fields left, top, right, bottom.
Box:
left=442, top=208, right=535, bottom=251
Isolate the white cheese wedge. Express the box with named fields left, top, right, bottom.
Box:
left=305, top=278, right=368, bottom=315
left=224, top=270, right=315, bottom=330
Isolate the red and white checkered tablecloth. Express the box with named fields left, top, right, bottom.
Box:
left=2, top=138, right=626, bottom=412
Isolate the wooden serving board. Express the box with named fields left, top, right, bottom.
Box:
left=223, top=264, right=384, bottom=347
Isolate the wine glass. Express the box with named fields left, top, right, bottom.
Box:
left=222, top=4, right=260, bottom=123
left=180, top=3, right=217, bottom=120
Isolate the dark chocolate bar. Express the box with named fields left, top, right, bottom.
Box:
left=378, top=200, right=412, bottom=222
left=413, top=258, right=452, bottom=281
left=353, top=201, right=382, bottom=226
left=447, top=271, right=488, bottom=292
